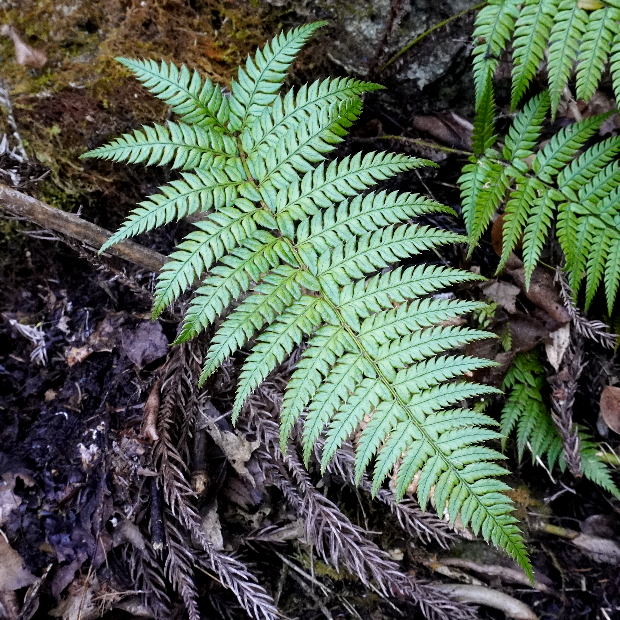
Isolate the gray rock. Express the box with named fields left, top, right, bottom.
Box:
left=266, top=0, right=478, bottom=113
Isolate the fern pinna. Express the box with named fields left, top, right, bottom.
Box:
left=473, top=0, right=620, bottom=113
left=83, top=22, right=532, bottom=575
left=461, top=84, right=620, bottom=312
left=502, top=350, right=619, bottom=497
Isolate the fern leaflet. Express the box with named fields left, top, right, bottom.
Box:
left=502, top=351, right=619, bottom=497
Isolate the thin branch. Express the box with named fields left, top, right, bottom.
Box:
left=0, top=183, right=167, bottom=272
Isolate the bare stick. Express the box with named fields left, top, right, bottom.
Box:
left=0, top=183, right=167, bottom=272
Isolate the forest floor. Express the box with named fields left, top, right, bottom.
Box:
left=2, top=2, right=620, bottom=620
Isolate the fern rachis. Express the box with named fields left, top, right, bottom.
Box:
left=84, top=22, right=532, bottom=577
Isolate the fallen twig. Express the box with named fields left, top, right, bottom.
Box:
left=439, top=558, right=556, bottom=595
left=434, top=584, right=538, bottom=620
left=0, top=184, right=167, bottom=272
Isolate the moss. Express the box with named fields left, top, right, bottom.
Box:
left=0, top=0, right=290, bottom=218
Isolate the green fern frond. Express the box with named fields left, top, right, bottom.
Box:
left=253, top=98, right=362, bottom=207
left=100, top=168, right=245, bottom=252
left=558, top=135, right=620, bottom=197
left=92, top=23, right=534, bottom=576
left=470, top=162, right=511, bottom=252
left=473, top=0, right=620, bottom=112
left=611, top=32, right=620, bottom=103
left=605, top=237, right=620, bottom=314
left=81, top=121, right=239, bottom=169
left=296, top=191, right=454, bottom=265
left=200, top=266, right=305, bottom=384
left=543, top=0, right=588, bottom=114
left=228, top=22, right=327, bottom=131
left=277, top=151, right=432, bottom=220
left=176, top=233, right=286, bottom=342
left=244, top=77, right=382, bottom=156
left=337, top=264, right=484, bottom=326
left=521, top=190, right=556, bottom=288
left=117, top=58, right=230, bottom=131
left=533, top=114, right=606, bottom=183
left=503, top=90, right=549, bottom=161
left=577, top=159, right=620, bottom=203
left=472, top=0, right=520, bottom=107
left=497, top=176, right=544, bottom=271
left=511, top=0, right=559, bottom=110
left=472, top=77, right=497, bottom=156
left=152, top=202, right=262, bottom=316
left=502, top=350, right=619, bottom=496
left=459, top=158, right=493, bottom=241
left=462, top=85, right=620, bottom=302
left=233, top=296, right=323, bottom=421
left=576, top=8, right=619, bottom=103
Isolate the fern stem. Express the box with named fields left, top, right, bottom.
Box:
left=367, top=135, right=473, bottom=156
left=378, top=2, right=487, bottom=73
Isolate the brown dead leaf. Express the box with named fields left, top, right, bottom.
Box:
left=66, top=313, right=125, bottom=366
left=509, top=315, right=552, bottom=353
left=411, top=112, right=473, bottom=150
left=571, top=532, right=620, bottom=565
left=491, top=214, right=524, bottom=257
left=507, top=266, right=571, bottom=326
left=480, top=280, right=521, bottom=313
left=545, top=324, right=571, bottom=371
left=0, top=534, right=36, bottom=592
left=49, top=576, right=100, bottom=620
left=1, top=25, right=47, bottom=69
left=121, top=321, right=168, bottom=366
left=0, top=472, right=34, bottom=527
left=197, top=402, right=259, bottom=485
left=600, top=386, right=620, bottom=434
left=200, top=500, right=224, bottom=550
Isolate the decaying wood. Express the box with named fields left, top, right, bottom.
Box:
left=0, top=184, right=167, bottom=273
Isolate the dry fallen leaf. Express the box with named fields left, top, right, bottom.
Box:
left=49, top=575, right=100, bottom=620
left=121, top=321, right=168, bottom=366
left=1, top=25, right=47, bottom=69
left=0, top=472, right=34, bottom=528
left=200, top=500, right=224, bottom=550
left=411, top=112, right=473, bottom=150
left=507, top=265, right=571, bottom=326
left=545, top=323, right=571, bottom=371
left=66, top=313, right=125, bottom=366
left=599, top=386, right=620, bottom=435
left=571, top=532, right=620, bottom=565
left=0, top=534, right=37, bottom=592
left=197, top=402, right=259, bottom=485
left=480, top=280, right=521, bottom=314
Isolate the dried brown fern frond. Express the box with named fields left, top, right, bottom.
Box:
left=549, top=342, right=585, bottom=477
left=153, top=342, right=279, bottom=620
left=245, top=386, right=476, bottom=620
left=120, top=541, right=171, bottom=618
left=556, top=269, right=617, bottom=349
left=163, top=517, right=202, bottom=620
